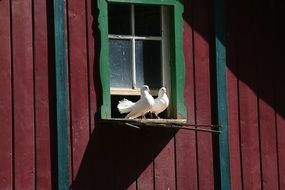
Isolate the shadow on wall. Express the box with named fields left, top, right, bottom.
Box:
left=70, top=1, right=178, bottom=189
left=69, top=0, right=285, bottom=189
left=71, top=120, right=177, bottom=189
left=225, top=0, right=285, bottom=117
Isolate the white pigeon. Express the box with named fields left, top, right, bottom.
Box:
left=149, top=87, right=169, bottom=119
left=117, top=85, right=155, bottom=119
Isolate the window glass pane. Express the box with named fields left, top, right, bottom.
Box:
left=108, top=4, right=131, bottom=35
left=135, top=40, right=162, bottom=89
left=135, top=5, right=161, bottom=36
left=109, top=39, right=132, bottom=88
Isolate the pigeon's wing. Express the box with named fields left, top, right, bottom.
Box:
left=117, top=99, right=135, bottom=114
left=150, top=98, right=164, bottom=114
left=151, top=94, right=169, bottom=115
left=126, top=92, right=154, bottom=119
left=125, top=98, right=147, bottom=119
left=121, top=86, right=155, bottom=119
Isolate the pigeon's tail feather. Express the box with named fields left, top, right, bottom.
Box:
left=117, top=99, right=135, bottom=114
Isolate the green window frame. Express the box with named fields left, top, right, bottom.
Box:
left=98, top=0, right=187, bottom=119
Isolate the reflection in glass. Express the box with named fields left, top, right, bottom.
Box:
left=135, top=40, right=162, bottom=89
left=109, top=39, right=132, bottom=88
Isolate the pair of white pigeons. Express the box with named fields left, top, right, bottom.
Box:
left=117, top=85, right=169, bottom=119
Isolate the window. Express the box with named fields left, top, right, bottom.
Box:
left=98, top=0, right=186, bottom=119
left=108, top=4, right=166, bottom=95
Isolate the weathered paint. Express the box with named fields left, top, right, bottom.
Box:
left=0, top=0, right=13, bottom=188
left=154, top=129, right=176, bottom=190
left=66, top=0, right=90, bottom=182
left=257, top=12, right=279, bottom=189
left=0, top=0, right=55, bottom=189
left=53, top=0, right=69, bottom=188
left=238, top=35, right=262, bottom=190
left=12, top=0, right=35, bottom=188
left=34, top=0, right=52, bottom=188
left=192, top=0, right=214, bottom=188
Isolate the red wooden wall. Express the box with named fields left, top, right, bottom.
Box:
left=68, top=0, right=215, bottom=189
left=226, top=0, right=285, bottom=189
left=1, top=0, right=285, bottom=189
left=0, top=0, right=54, bottom=189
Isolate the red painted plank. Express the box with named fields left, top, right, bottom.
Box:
left=272, top=4, right=285, bottom=188
left=192, top=0, right=214, bottom=188
left=0, top=0, right=13, bottom=189
left=85, top=0, right=98, bottom=187
left=227, top=65, right=242, bottom=190
left=276, top=103, right=285, bottom=189
left=257, top=25, right=279, bottom=189
left=238, top=71, right=261, bottom=190
left=33, top=0, right=52, bottom=188
left=67, top=0, right=90, bottom=182
left=237, top=17, right=261, bottom=189
left=114, top=129, right=137, bottom=190
left=194, top=37, right=214, bottom=190
left=137, top=130, right=154, bottom=190
left=154, top=129, right=176, bottom=190
left=259, top=98, right=278, bottom=189
left=11, top=0, right=35, bottom=189
left=137, top=163, right=153, bottom=190
left=175, top=1, right=198, bottom=188
left=275, top=40, right=285, bottom=189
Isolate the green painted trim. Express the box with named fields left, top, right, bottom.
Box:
left=214, top=0, right=231, bottom=189
left=53, top=0, right=69, bottom=189
left=98, top=0, right=111, bottom=118
left=171, top=3, right=187, bottom=118
left=98, top=0, right=186, bottom=119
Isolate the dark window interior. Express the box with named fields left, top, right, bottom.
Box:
left=135, top=5, right=161, bottom=36
left=135, top=40, right=162, bottom=89
left=108, top=4, right=131, bottom=35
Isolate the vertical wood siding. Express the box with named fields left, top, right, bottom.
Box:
left=34, top=0, right=52, bottom=189
left=176, top=0, right=198, bottom=189
left=0, top=0, right=53, bottom=189
left=192, top=0, right=214, bottom=188
left=0, top=0, right=13, bottom=189
left=1, top=0, right=284, bottom=189
left=66, top=0, right=90, bottom=182
left=69, top=0, right=215, bottom=189
left=226, top=0, right=285, bottom=190
left=12, top=0, right=35, bottom=188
